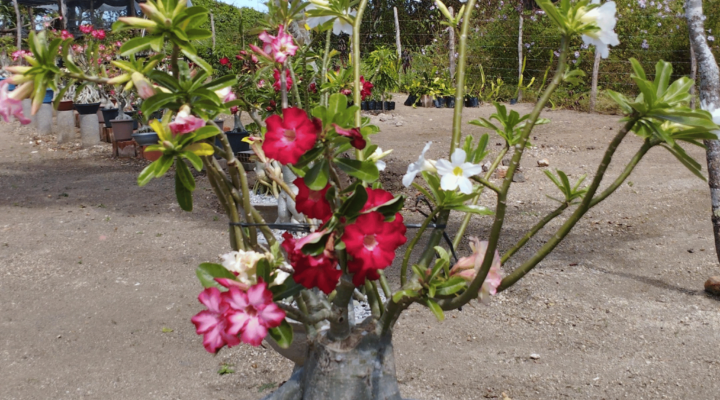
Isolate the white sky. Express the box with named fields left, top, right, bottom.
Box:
left=220, top=0, right=267, bottom=11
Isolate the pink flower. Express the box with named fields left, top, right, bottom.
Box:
left=60, top=30, right=73, bottom=40
left=131, top=72, right=155, bottom=99
left=343, top=211, right=407, bottom=286
left=79, top=24, right=93, bottom=34
left=115, top=41, right=122, bottom=47
left=360, top=76, right=374, bottom=100
left=190, top=287, right=240, bottom=353
left=98, top=44, right=105, bottom=50
left=272, top=69, right=293, bottom=92
left=219, top=57, right=230, bottom=65
left=169, top=105, right=206, bottom=135
left=0, top=80, right=31, bottom=125
left=257, top=79, right=265, bottom=89
left=332, top=124, right=366, bottom=150
left=340, top=88, right=352, bottom=96
left=91, top=29, right=106, bottom=40
left=10, top=50, right=30, bottom=61
left=449, top=237, right=503, bottom=303
left=259, top=25, right=298, bottom=63
left=262, top=107, right=320, bottom=165
left=215, top=86, right=236, bottom=103
left=224, top=282, right=286, bottom=346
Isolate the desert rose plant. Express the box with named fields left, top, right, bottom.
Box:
left=2, top=0, right=720, bottom=398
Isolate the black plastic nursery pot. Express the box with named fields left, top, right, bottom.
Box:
left=465, top=97, right=480, bottom=108
left=361, top=101, right=369, bottom=111
left=101, top=108, right=119, bottom=128
left=215, top=129, right=250, bottom=155
left=368, top=100, right=377, bottom=110
left=74, top=103, right=101, bottom=115
left=404, top=95, right=417, bottom=107
left=445, top=96, right=456, bottom=108
left=433, top=97, right=446, bottom=108
left=131, top=131, right=160, bottom=146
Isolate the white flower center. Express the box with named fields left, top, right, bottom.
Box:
left=453, top=166, right=463, bottom=176
left=283, top=129, right=296, bottom=142
left=363, top=234, right=378, bottom=251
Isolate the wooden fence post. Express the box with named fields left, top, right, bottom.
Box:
left=589, top=49, right=601, bottom=112
left=12, top=0, right=21, bottom=49
left=210, top=12, right=216, bottom=50
left=394, top=7, right=402, bottom=60
left=448, top=7, right=455, bottom=79
left=517, top=10, right=523, bottom=101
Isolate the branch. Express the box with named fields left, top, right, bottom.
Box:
left=471, top=175, right=500, bottom=194
left=501, top=203, right=568, bottom=264
left=450, top=0, right=479, bottom=153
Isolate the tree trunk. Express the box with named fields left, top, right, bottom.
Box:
left=686, top=0, right=720, bottom=264
left=262, top=321, right=409, bottom=400
left=12, top=0, right=21, bottom=49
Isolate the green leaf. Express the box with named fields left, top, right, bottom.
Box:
left=181, top=48, right=213, bottom=74
left=268, top=319, right=294, bottom=349
left=175, top=157, right=195, bottom=191
left=304, top=159, right=329, bottom=190
left=193, top=125, right=221, bottom=141
left=120, top=36, right=160, bottom=56
left=271, top=281, right=304, bottom=302
left=661, top=143, right=706, bottom=181
left=195, top=262, right=237, bottom=289
left=141, top=92, right=178, bottom=115
left=203, top=74, right=237, bottom=91
left=327, top=93, right=348, bottom=119
left=156, top=155, right=175, bottom=177
left=181, top=151, right=203, bottom=171
left=335, top=158, right=379, bottom=182
left=425, top=299, right=445, bottom=322
left=629, top=58, right=647, bottom=80
left=654, top=61, right=673, bottom=97
left=435, top=276, right=468, bottom=296
left=138, top=160, right=159, bottom=186
left=339, top=186, right=368, bottom=218
left=175, top=172, right=193, bottom=211
left=392, top=289, right=419, bottom=303
left=293, top=146, right=323, bottom=169
left=374, top=195, right=406, bottom=218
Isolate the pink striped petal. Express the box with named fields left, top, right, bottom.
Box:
left=241, top=317, right=267, bottom=346
left=226, top=311, right=251, bottom=336
left=258, top=303, right=285, bottom=328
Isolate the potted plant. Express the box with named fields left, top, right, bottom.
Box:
left=109, top=92, right=135, bottom=142
left=57, top=83, right=75, bottom=111
left=73, top=83, right=103, bottom=114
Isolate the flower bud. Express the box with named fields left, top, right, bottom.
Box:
left=131, top=72, right=155, bottom=99
left=117, top=17, right=158, bottom=30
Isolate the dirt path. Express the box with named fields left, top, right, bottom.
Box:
left=1, top=99, right=719, bottom=399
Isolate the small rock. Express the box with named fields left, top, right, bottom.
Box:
left=687, top=249, right=695, bottom=253
left=57, top=335, right=62, bottom=339
left=501, top=159, right=511, bottom=166
left=395, top=121, right=404, bottom=127
left=529, top=353, right=540, bottom=360
left=512, top=173, right=525, bottom=183
left=704, top=276, right=720, bottom=295
left=496, top=167, right=508, bottom=179
left=378, top=113, right=389, bottom=121
left=537, top=158, right=550, bottom=167
left=481, top=162, right=491, bottom=172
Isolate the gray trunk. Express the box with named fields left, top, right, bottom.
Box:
left=686, top=0, right=720, bottom=263
left=262, top=321, right=408, bottom=400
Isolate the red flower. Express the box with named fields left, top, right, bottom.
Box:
left=262, top=107, right=320, bottom=165
left=342, top=212, right=407, bottom=286
left=309, top=82, right=317, bottom=94
left=362, top=188, right=394, bottom=212
left=224, top=281, right=286, bottom=346
left=294, top=177, right=332, bottom=221
left=282, top=232, right=341, bottom=294
left=91, top=29, right=106, bottom=40
left=190, top=287, right=240, bottom=353
left=340, top=88, right=352, bottom=96
left=79, top=24, right=93, bottom=34
left=219, top=57, right=230, bottom=65
left=332, top=124, right=365, bottom=150
left=266, top=99, right=276, bottom=112
left=272, top=69, right=293, bottom=92
left=360, top=76, right=374, bottom=100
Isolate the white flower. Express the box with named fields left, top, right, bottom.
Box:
left=579, top=0, right=620, bottom=58
left=403, top=142, right=435, bottom=187
left=435, top=149, right=483, bottom=195
left=220, top=250, right=266, bottom=286
left=271, top=265, right=291, bottom=287
left=306, top=4, right=355, bottom=36
left=369, top=146, right=392, bottom=171
left=701, top=102, right=720, bottom=139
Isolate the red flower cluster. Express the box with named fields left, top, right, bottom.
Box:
left=262, top=107, right=319, bottom=165
left=60, top=30, right=73, bottom=40
left=282, top=232, right=341, bottom=294
left=294, top=178, right=332, bottom=221
left=191, top=282, right=285, bottom=353
left=91, top=29, right=106, bottom=40
left=308, top=82, right=317, bottom=94
left=360, top=76, right=374, bottom=100
left=272, top=69, right=293, bottom=92
left=219, top=57, right=230, bottom=66
left=342, top=189, right=406, bottom=286
left=79, top=24, right=93, bottom=34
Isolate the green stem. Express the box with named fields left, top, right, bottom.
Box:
left=171, top=45, right=180, bottom=80
left=287, top=61, right=302, bottom=109
left=438, top=36, right=570, bottom=311
left=378, top=270, right=392, bottom=300
left=496, top=119, right=639, bottom=292
left=280, top=64, right=288, bottom=109
left=452, top=146, right=508, bottom=250
left=589, top=140, right=655, bottom=207
left=450, top=0, right=477, bottom=154
left=352, top=0, right=369, bottom=128
left=328, top=273, right=354, bottom=341
left=321, top=28, right=332, bottom=107
left=249, top=206, right=277, bottom=247
left=400, top=207, right=439, bottom=285
left=471, top=176, right=501, bottom=194
left=501, top=203, right=568, bottom=264
left=204, top=156, right=246, bottom=251
left=365, top=280, right=382, bottom=319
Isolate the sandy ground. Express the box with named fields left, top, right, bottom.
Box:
left=2, top=97, right=720, bottom=400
